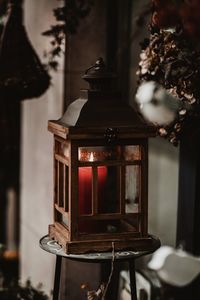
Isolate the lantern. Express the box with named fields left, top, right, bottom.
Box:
left=48, top=58, right=156, bottom=254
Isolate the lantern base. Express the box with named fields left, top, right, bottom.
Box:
left=49, top=224, right=160, bottom=254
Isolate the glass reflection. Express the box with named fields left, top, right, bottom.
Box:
left=125, top=165, right=140, bottom=213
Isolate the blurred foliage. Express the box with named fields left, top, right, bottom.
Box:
left=0, top=280, right=50, bottom=300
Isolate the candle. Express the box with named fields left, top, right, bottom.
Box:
left=78, top=167, right=93, bottom=215
left=78, top=165, right=107, bottom=233
left=97, top=166, right=107, bottom=208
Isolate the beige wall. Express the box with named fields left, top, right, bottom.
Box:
left=148, top=138, right=179, bottom=246
left=20, top=0, right=63, bottom=293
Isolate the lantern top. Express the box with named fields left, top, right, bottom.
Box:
left=48, top=58, right=157, bottom=139
left=82, top=57, right=116, bottom=91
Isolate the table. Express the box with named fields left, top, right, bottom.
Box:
left=40, top=235, right=160, bottom=300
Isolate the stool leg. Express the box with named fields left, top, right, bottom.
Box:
left=101, top=261, right=122, bottom=299
left=53, top=256, right=62, bottom=300
left=129, top=259, right=137, bottom=300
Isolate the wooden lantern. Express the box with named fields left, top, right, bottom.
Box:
left=48, top=58, right=156, bottom=254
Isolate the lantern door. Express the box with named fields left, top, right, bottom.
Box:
left=70, top=139, right=148, bottom=242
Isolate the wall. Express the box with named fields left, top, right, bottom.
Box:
left=20, top=0, right=64, bottom=293
left=148, top=138, right=179, bottom=246
left=130, top=0, right=179, bottom=247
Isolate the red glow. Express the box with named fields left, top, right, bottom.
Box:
left=78, top=166, right=107, bottom=215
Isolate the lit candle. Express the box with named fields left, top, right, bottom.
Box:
left=78, top=166, right=107, bottom=215
left=97, top=166, right=107, bottom=206
left=78, top=150, right=107, bottom=233
left=78, top=167, right=93, bottom=215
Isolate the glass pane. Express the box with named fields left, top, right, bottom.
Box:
left=54, top=160, right=58, bottom=205
left=78, top=218, right=138, bottom=234
left=78, top=167, right=92, bottom=215
left=61, top=143, right=69, bottom=158
left=98, top=166, right=120, bottom=214
left=79, top=220, right=120, bottom=234
left=58, top=162, right=64, bottom=207
left=55, top=208, right=60, bottom=222
left=123, top=145, right=141, bottom=161
left=78, top=146, right=121, bottom=162
left=55, top=140, right=69, bottom=158
left=62, top=214, right=69, bottom=227
left=125, top=165, right=140, bottom=213
left=55, top=210, right=68, bottom=227
left=64, top=166, right=69, bottom=212
left=121, top=215, right=139, bottom=232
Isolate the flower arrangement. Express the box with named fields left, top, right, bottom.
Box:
left=151, top=0, right=200, bottom=39
left=137, top=0, right=200, bottom=145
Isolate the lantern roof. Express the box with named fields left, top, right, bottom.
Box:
left=49, top=58, right=156, bottom=139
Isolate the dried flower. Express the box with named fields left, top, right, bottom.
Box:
left=159, top=128, right=168, bottom=136
left=151, top=2, right=180, bottom=29
left=151, top=0, right=200, bottom=41
left=137, top=28, right=200, bottom=145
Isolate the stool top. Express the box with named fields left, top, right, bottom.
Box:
left=39, top=235, right=160, bottom=262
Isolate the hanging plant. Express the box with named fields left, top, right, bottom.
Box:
left=42, top=0, right=94, bottom=71
left=136, top=0, right=200, bottom=145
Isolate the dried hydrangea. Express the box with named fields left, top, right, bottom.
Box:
left=137, top=28, right=200, bottom=145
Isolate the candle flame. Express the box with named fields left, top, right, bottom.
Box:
left=89, top=152, right=94, bottom=162
left=78, top=149, right=81, bottom=160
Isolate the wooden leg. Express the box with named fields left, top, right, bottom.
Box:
left=129, top=259, right=137, bottom=300
left=53, top=256, right=62, bottom=300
